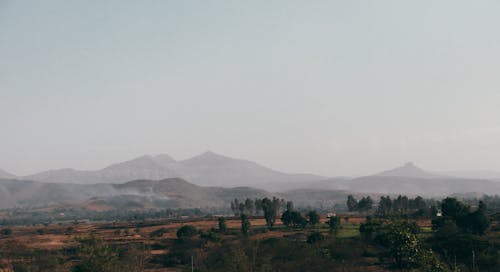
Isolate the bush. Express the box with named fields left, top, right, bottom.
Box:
left=150, top=228, right=168, bottom=238
left=176, top=225, right=198, bottom=239
left=307, top=231, right=324, bottom=244
left=1, top=228, right=12, bottom=236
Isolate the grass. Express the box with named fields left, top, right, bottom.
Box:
left=337, top=225, right=360, bottom=238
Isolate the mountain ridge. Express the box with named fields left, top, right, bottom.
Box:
left=17, top=152, right=325, bottom=187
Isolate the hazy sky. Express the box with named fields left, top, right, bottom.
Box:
left=1, top=1, right=500, bottom=177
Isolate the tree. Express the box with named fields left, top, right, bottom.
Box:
left=218, top=217, right=227, bottom=233
left=240, top=214, right=251, bottom=236
left=176, top=225, right=198, bottom=240
left=410, top=196, right=427, bottom=210
left=328, top=216, right=341, bottom=235
left=290, top=211, right=307, bottom=228
left=466, top=201, right=489, bottom=235
left=307, top=210, right=320, bottom=226
left=1, top=228, right=12, bottom=236
left=347, top=195, right=358, bottom=212
left=231, top=198, right=240, bottom=214
left=377, top=196, right=392, bottom=217
left=281, top=210, right=293, bottom=227
left=254, top=198, right=263, bottom=215
left=244, top=198, right=255, bottom=215
left=375, top=221, right=432, bottom=271
left=121, top=244, right=151, bottom=272
left=441, top=197, right=470, bottom=219
left=393, top=195, right=409, bottom=216
left=72, top=236, right=121, bottom=272
left=261, top=197, right=280, bottom=229
left=357, top=196, right=374, bottom=213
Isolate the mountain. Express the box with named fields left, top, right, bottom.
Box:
left=0, top=168, right=15, bottom=179
left=22, top=152, right=325, bottom=188
left=285, top=163, right=500, bottom=196
left=343, top=176, right=500, bottom=196
left=24, top=154, right=181, bottom=184
left=435, top=170, right=500, bottom=181
left=376, top=162, right=436, bottom=178
left=0, top=178, right=270, bottom=210
left=175, top=151, right=325, bottom=187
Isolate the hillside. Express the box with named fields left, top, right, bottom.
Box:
left=0, top=178, right=270, bottom=210
left=19, top=152, right=325, bottom=187
left=375, top=162, right=437, bottom=178
left=286, top=163, right=500, bottom=196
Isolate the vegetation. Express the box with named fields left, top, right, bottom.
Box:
left=0, top=195, right=499, bottom=271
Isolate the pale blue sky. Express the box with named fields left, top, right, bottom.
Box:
left=1, top=1, right=500, bottom=176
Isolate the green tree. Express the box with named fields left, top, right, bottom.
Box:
left=240, top=214, right=251, bottom=236
left=244, top=198, right=255, bottom=215
left=218, top=217, right=227, bottom=233
left=467, top=201, right=489, bottom=235
left=1, top=228, right=12, bottom=236
left=281, top=210, right=293, bottom=227
left=328, top=216, right=341, bottom=235
left=357, top=196, right=374, bottom=213
left=377, top=196, right=392, bottom=217
left=72, top=236, right=121, bottom=272
left=261, top=197, right=280, bottom=228
left=441, top=197, right=470, bottom=219
left=290, top=211, right=307, bottom=228
left=176, top=225, right=198, bottom=240
left=307, top=210, right=320, bottom=226
left=346, top=195, right=358, bottom=212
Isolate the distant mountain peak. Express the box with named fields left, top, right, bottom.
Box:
left=152, top=154, right=176, bottom=166
left=185, top=151, right=233, bottom=162
left=376, top=162, right=435, bottom=178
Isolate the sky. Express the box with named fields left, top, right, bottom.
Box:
left=1, top=1, right=500, bottom=177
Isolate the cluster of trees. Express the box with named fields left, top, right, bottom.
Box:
left=358, top=197, right=497, bottom=271
left=433, top=197, right=490, bottom=235
left=360, top=219, right=447, bottom=270
left=377, top=195, right=436, bottom=218
left=0, top=207, right=213, bottom=226
left=347, top=194, right=438, bottom=219
left=280, top=201, right=313, bottom=228
left=231, top=197, right=285, bottom=228
left=346, top=195, right=373, bottom=213
left=430, top=198, right=495, bottom=271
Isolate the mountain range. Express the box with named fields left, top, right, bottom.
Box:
left=8, top=151, right=325, bottom=187
left=1, top=154, right=500, bottom=208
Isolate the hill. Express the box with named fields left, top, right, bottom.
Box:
left=286, top=163, right=500, bottom=196
left=375, top=162, right=437, bottom=178
left=20, top=152, right=325, bottom=187
left=0, top=178, right=270, bottom=210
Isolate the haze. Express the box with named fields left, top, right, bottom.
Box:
left=1, top=1, right=500, bottom=177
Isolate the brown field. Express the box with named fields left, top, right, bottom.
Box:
left=0, top=215, right=432, bottom=252
left=0, top=215, right=441, bottom=272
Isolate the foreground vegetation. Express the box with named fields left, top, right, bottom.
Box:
left=0, top=195, right=499, bottom=271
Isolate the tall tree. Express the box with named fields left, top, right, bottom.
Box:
left=244, top=198, right=255, bottom=215
left=347, top=195, right=358, bottom=212
left=240, top=214, right=251, bottom=236
left=261, top=197, right=280, bottom=228
left=328, top=216, right=341, bottom=235
left=218, top=217, right=227, bottom=233
left=357, top=196, right=374, bottom=213
left=377, top=196, right=392, bottom=217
